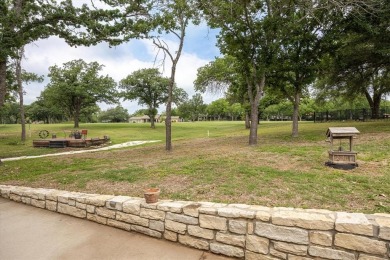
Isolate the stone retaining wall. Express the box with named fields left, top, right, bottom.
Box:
left=1, top=185, right=389, bottom=260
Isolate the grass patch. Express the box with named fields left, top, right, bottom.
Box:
left=0, top=121, right=389, bottom=213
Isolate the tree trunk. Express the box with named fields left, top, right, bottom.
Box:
left=249, top=101, right=259, bottom=145
left=16, top=48, right=26, bottom=142
left=371, top=93, right=381, bottom=119
left=245, top=112, right=250, bottom=129
left=0, top=59, right=7, bottom=107
left=74, top=106, right=80, bottom=128
left=150, top=109, right=156, bottom=129
left=166, top=63, right=176, bottom=151
left=292, top=91, right=300, bottom=138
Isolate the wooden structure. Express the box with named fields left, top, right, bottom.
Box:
left=33, top=137, right=110, bottom=148
left=326, top=127, right=360, bottom=166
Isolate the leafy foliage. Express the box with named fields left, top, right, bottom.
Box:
left=42, top=59, right=117, bottom=128
left=120, top=68, right=187, bottom=128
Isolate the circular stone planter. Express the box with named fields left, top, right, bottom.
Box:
left=144, top=188, right=160, bottom=204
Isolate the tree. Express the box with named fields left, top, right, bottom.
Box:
left=150, top=0, right=200, bottom=150
left=229, top=103, right=244, bottom=121
left=199, top=1, right=275, bottom=145
left=98, top=106, right=129, bottom=123
left=0, top=0, right=150, bottom=107
left=195, top=56, right=251, bottom=127
left=27, top=98, right=63, bottom=123
left=315, top=0, right=390, bottom=119
left=120, top=68, right=187, bottom=129
left=207, top=99, right=229, bottom=121
left=177, top=93, right=207, bottom=121
left=42, top=59, right=117, bottom=128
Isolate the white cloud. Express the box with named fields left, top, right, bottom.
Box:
left=21, top=25, right=222, bottom=114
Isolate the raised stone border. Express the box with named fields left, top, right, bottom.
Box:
left=1, top=185, right=389, bottom=260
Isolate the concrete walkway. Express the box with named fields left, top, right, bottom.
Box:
left=0, top=198, right=231, bottom=260
left=2, top=140, right=160, bottom=162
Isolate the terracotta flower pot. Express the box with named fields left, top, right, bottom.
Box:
left=144, top=188, right=160, bottom=204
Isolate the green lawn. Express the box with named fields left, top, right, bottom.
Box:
left=0, top=121, right=389, bottom=213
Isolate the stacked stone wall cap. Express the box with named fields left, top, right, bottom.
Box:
left=183, top=202, right=202, bottom=217
left=85, top=195, right=115, bottom=206
left=336, top=212, right=374, bottom=236
left=218, top=207, right=255, bottom=219
left=373, top=216, right=390, bottom=240
left=157, top=201, right=186, bottom=213
left=106, top=195, right=132, bottom=211
left=272, top=209, right=335, bottom=230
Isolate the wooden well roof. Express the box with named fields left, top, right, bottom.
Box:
left=326, top=127, right=360, bottom=138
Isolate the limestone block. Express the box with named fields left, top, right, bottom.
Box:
left=272, top=210, right=334, bottom=230
left=131, top=225, right=162, bottom=238
left=68, top=199, right=76, bottom=207
left=335, top=233, right=387, bottom=255
left=87, top=213, right=107, bottom=225
left=76, top=202, right=86, bottom=210
left=140, top=201, right=158, bottom=209
left=74, top=194, right=94, bottom=204
left=107, top=219, right=131, bottom=231
left=218, top=207, right=255, bottom=219
left=165, top=219, right=187, bottom=234
left=179, top=235, right=209, bottom=250
left=374, top=216, right=390, bottom=241
left=57, top=193, right=73, bottom=204
left=309, top=231, right=333, bottom=247
left=229, top=219, right=248, bottom=234
left=46, top=200, right=57, bottom=212
left=245, top=250, right=278, bottom=260
left=255, top=222, right=309, bottom=245
left=31, top=199, right=45, bottom=209
left=248, top=222, right=254, bottom=234
left=85, top=195, right=114, bottom=207
left=106, top=196, right=132, bottom=211
left=164, top=230, right=178, bottom=242
left=199, top=207, right=217, bottom=215
left=96, top=207, right=116, bottom=219
left=10, top=194, right=21, bottom=202
left=116, top=211, right=149, bottom=227
left=45, top=190, right=65, bottom=201
left=246, top=235, right=269, bottom=254
left=149, top=220, right=165, bottom=232
left=216, top=232, right=245, bottom=247
left=188, top=225, right=214, bottom=240
left=255, top=211, right=271, bottom=222
left=336, top=212, right=374, bottom=236
left=199, top=214, right=227, bottom=231
left=358, top=254, right=388, bottom=260
left=140, top=208, right=165, bottom=221
left=270, top=248, right=287, bottom=259
left=210, top=243, right=244, bottom=258
left=157, top=202, right=184, bottom=213
left=166, top=212, right=198, bottom=225
left=183, top=203, right=201, bottom=217
left=308, top=246, right=355, bottom=260
left=30, top=189, right=47, bottom=200
left=57, top=203, right=86, bottom=218
left=0, top=187, right=11, bottom=198
left=288, top=256, right=312, bottom=260
left=86, top=205, right=95, bottom=214
left=273, top=242, right=307, bottom=256
left=122, top=199, right=142, bottom=215
left=229, top=203, right=251, bottom=209
left=21, top=197, right=31, bottom=205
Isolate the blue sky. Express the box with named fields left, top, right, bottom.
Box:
left=22, top=23, right=223, bottom=114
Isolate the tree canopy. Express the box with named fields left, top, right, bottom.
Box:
left=42, top=59, right=117, bottom=128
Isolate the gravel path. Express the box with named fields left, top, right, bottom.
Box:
left=1, top=140, right=160, bottom=162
